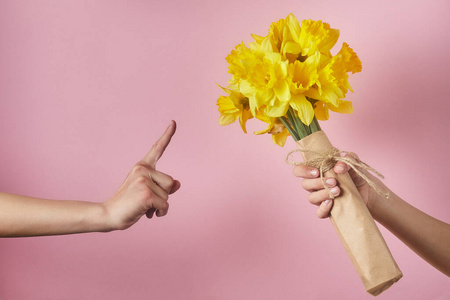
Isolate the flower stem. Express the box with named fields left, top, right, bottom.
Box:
left=287, top=107, right=309, bottom=139
left=279, top=116, right=300, bottom=141
left=310, top=116, right=321, bottom=133
left=281, top=108, right=322, bottom=142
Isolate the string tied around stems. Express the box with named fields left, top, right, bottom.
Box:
left=286, top=147, right=390, bottom=200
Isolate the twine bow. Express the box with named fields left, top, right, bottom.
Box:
left=286, top=147, right=389, bottom=199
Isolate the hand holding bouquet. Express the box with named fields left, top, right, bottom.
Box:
left=217, top=14, right=402, bottom=295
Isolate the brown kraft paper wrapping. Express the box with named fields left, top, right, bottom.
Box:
left=297, top=131, right=402, bottom=296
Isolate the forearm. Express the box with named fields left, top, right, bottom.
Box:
left=0, top=192, right=111, bottom=237
left=370, top=191, right=450, bottom=276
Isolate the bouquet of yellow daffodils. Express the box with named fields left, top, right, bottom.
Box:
left=217, top=14, right=402, bottom=296
left=217, top=14, right=359, bottom=145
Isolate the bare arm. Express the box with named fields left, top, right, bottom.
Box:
left=293, top=158, right=450, bottom=276
left=0, top=193, right=107, bottom=236
left=0, top=121, right=181, bottom=237
left=370, top=188, right=450, bottom=276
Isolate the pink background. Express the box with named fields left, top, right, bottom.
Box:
left=0, top=0, right=449, bottom=299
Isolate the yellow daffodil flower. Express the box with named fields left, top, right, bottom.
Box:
left=304, top=57, right=345, bottom=106
left=238, top=47, right=291, bottom=117
left=338, top=42, right=362, bottom=74
left=287, top=53, right=321, bottom=125
left=226, top=42, right=257, bottom=86
left=252, top=18, right=286, bottom=54
left=254, top=110, right=290, bottom=146
left=217, top=86, right=253, bottom=133
left=287, top=15, right=340, bottom=58
left=305, top=43, right=361, bottom=106
left=282, top=15, right=340, bottom=61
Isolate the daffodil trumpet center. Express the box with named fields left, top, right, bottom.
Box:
left=297, top=54, right=308, bottom=62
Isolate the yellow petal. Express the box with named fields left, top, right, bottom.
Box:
left=325, top=87, right=342, bottom=106
left=239, top=80, right=256, bottom=98
left=217, top=96, right=237, bottom=113
left=338, top=42, right=362, bottom=74
left=216, top=84, right=231, bottom=95
left=259, top=37, right=275, bottom=53
left=254, top=123, right=272, bottom=135
left=304, top=51, right=322, bottom=69
left=283, top=41, right=301, bottom=55
left=265, top=100, right=289, bottom=117
left=313, top=101, right=329, bottom=120
left=255, top=89, right=275, bottom=107
left=329, top=100, right=353, bottom=114
left=272, top=128, right=289, bottom=147
left=320, top=27, right=340, bottom=54
left=219, top=113, right=239, bottom=126
left=299, top=20, right=340, bottom=56
left=304, top=87, right=326, bottom=102
left=275, top=59, right=288, bottom=78
left=289, top=94, right=314, bottom=125
left=251, top=33, right=266, bottom=44
left=286, top=14, right=301, bottom=42
left=264, top=52, right=282, bottom=65
left=273, top=80, right=291, bottom=102
left=239, top=109, right=253, bottom=133
left=249, top=96, right=257, bottom=117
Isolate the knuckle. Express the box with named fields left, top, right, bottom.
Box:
left=136, top=186, right=153, bottom=200
left=308, top=194, right=316, bottom=204
left=143, top=188, right=153, bottom=199
left=292, top=166, right=301, bottom=176
left=166, top=174, right=174, bottom=183
left=165, top=176, right=175, bottom=189
left=135, top=175, right=148, bottom=185
left=132, top=164, right=147, bottom=175
left=160, top=192, right=169, bottom=201
left=301, top=179, right=309, bottom=190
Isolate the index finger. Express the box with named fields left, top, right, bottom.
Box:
left=142, top=120, right=177, bottom=168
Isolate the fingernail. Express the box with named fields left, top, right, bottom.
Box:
left=335, top=164, right=345, bottom=173
left=325, top=178, right=334, bottom=186
left=323, top=199, right=331, bottom=206
left=310, top=169, right=319, bottom=177
left=331, top=187, right=339, bottom=195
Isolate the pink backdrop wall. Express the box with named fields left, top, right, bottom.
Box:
left=0, top=0, right=449, bottom=299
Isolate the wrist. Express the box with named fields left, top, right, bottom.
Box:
left=87, top=202, right=116, bottom=233
left=367, top=190, right=395, bottom=224
left=364, top=177, right=390, bottom=220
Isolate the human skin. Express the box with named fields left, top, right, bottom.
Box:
left=293, top=156, right=450, bottom=277
left=0, top=121, right=181, bottom=237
